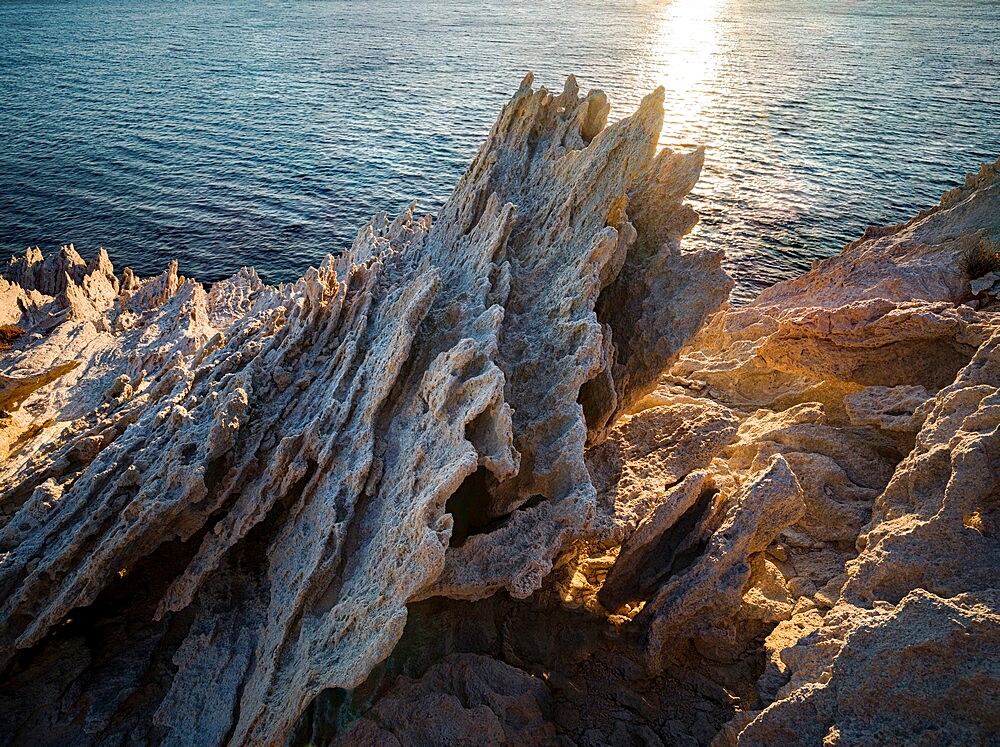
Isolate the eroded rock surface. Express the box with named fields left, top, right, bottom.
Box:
left=1, top=77, right=998, bottom=747
left=334, top=653, right=557, bottom=747
left=0, top=77, right=727, bottom=746
left=690, top=160, right=1000, bottom=746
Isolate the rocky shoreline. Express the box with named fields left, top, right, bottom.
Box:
left=1, top=77, right=998, bottom=746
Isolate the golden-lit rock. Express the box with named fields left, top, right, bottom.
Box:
left=1, top=79, right=998, bottom=746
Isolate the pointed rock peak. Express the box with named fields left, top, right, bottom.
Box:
left=121, top=266, right=139, bottom=291
left=88, top=248, right=115, bottom=274
left=562, top=74, right=579, bottom=99
left=60, top=243, right=85, bottom=265
left=519, top=71, right=534, bottom=90
left=642, top=86, right=666, bottom=110
left=626, top=86, right=666, bottom=144
left=0, top=73, right=735, bottom=746
left=581, top=90, right=610, bottom=144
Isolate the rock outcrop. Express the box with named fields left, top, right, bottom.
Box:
left=338, top=653, right=557, bottom=746
left=1, top=76, right=998, bottom=747
left=0, top=76, right=728, bottom=745
left=676, top=158, right=1000, bottom=746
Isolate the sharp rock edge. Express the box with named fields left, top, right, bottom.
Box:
left=0, top=77, right=728, bottom=745
left=328, top=157, right=1000, bottom=744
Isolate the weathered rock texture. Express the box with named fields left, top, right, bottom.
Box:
left=339, top=653, right=557, bottom=746
left=0, top=77, right=727, bottom=745
left=2, top=76, right=998, bottom=747
left=672, top=158, right=1000, bottom=746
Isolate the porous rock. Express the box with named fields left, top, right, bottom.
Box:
left=333, top=653, right=557, bottom=747
left=0, top=76, right=726, bottom=745
left=2, top=82, right=999, bottom=747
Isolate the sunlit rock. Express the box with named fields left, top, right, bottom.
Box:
left=1, top=78, right=997, bottom=747
left=0, top=77, right=726, bottom=744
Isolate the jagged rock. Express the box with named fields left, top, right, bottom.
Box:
left=2, top=245, right=120, bottom=325
left=2, top=77, right=998, bottom=747
left=0, top=277, right=47, bottom=329
left=733, top=590, right=1000, bottom=747
left=408, top=163, right=1000, bottom=746
left=587, top=399, right=741, bottom=540
left=598, top=468, right=722, bottom=613
left=847, top=329, right=1000, bottom=606
left=5, top=244, right=92, bottom=298
left=970, top=270, right=1000, bottom=296
left=0, top=362, right=80, bottom=413
left=0, top=77, right=726, bottom=745
left=673, top=159, right=1000, bottom=411
left=550, top=397, right=741, bottom=618
left=715, top=166, right=1000, bottom=745
left=755, top=299, right=989, bottom=390
left=754, top=158, right=1000, bottom=309
left=635, top=456, right=805, bottom=663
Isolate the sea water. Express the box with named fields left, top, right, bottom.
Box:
left=1, top=0, right=997, bottom=302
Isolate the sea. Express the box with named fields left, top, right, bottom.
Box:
left=1, top=0, right=998, bottom=302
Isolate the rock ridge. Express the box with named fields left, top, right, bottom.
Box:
left=1, top=78, right=998, bottom=746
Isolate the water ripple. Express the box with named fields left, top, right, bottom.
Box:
left=1, top=0, right=997, bottom=302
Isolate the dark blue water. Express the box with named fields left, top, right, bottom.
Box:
left=2, top=0, right=998, bottom=301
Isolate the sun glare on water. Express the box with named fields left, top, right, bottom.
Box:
left=638, top=0, right=813, bottom=245
left=644, top=0, right=726, bottom=144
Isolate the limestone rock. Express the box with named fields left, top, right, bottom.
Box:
left=636, top=456, right=805, bottom=662
left=673, top=158, right=1000, bottom=411
left=587, top=400, right=741, bottom=541
left=735, top=590, right=1000, bottom=747
left=753, top=157, right=1000, bottom=309
left=350, top=160, right=999, bottom=747
left=360, top=155, right=999, bottom=746
left=723, top=259, right=1000, bottom=747
left=843, top=384, right=932, bottom=433
left=0, top=77, right=725, bottom=745
left=2, top=80, right=998, bottom=747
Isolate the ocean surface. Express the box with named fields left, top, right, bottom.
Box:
left=1, top=0, right=998, bottom=303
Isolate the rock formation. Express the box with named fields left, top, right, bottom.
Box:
left=1, top=76, right=998, bottom=746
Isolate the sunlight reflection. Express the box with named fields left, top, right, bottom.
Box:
left=645, top=0, right=726, bottom=143
left=643, top=0, right=811, bottom=234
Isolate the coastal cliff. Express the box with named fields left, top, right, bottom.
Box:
left=1, top=77, right=997, bottom=746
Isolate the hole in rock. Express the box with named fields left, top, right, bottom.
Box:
left=445, top=468, right=546, bottom=549
left=578, top=370, right=616, bottom=437
left=446, top=467, right=494, bottom=548
left=852, top=340, right=978, bottom=389
left=599, top=487, right=718, bottom=611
